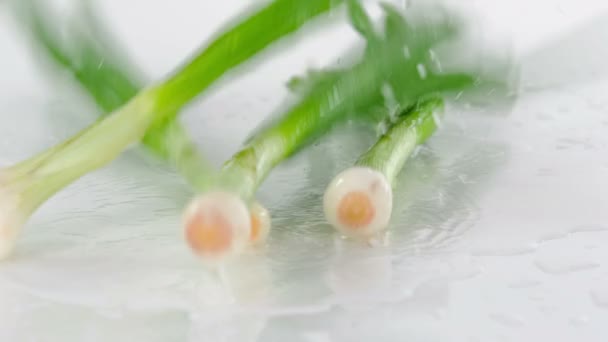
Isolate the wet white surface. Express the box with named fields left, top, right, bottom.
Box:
left=1, top=0, right=608, bottom=341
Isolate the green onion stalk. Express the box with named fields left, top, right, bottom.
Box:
left=321, top=0, right=516, bottom=240
left=318, top=1, right=467, bottom=240
left=323, top=98, right=444, bottom=240
left=0, top=0, right=344, bottom=260
left=16, top=0, right=276, bottom=250
left=181, top=1, right=486, bottom=252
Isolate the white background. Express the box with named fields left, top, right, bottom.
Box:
left=1, top=0, right=608, bottom=341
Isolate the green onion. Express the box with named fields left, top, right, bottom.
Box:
left=323, top=98, right=444, bottom=239
left=1, top=0, right=343, bottom=260
left=181, top=3, right=480, bottom=250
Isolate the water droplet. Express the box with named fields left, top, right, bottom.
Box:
left=535, top=259, right=599, bottom=275
left=417, top=63, right=427, bottom=80
left=508, top=279, right=541, bottom=289
left=403, top=46, right=411, bottom=59
left=535, top=112, right=553, bottom=121
left=329, top=86, right=341, bottom=109
left=569, top=315, right=590, bottom=326
left=536, top=167, right=554, bottom=177
left=489, top=313, right=525, bottom=327
left=381, top=83, right=398, bottom=115
left=433, top=308, right=448, bottom=319
left=302, top=332, right=332, bottom=342
left=432, top=112, right=442, bottom=128
left=428, top=49, right=443, bottom=72
left=570, top=224, right=608, bottom=233
left=457, top=174, right=474, bottom=184
left=435, top=191, right=445, bottom=206
left=539, top=305, right=557, bottom=314
left=376, top=120, right=388, bottom=136
left=590, top=289, right=608, bottom=309
left=471, top=244, right=538, bottom=257
left=584, top=244, right=598, bottom=250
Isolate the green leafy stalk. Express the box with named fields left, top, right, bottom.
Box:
left=13, top=0, right=141, bottom=111
left=153, top=0, right=346, bottom=115
left=13, top=0, right=345, bottom=164
left=14, top=0, right=218, bottom=190
left=356, top=98, right=444, bottom=184
left=322, top=98, right=444, bottom=239
left=217, top=3, right=474, bottom=202
left=1, top=0, right=344, bottom=258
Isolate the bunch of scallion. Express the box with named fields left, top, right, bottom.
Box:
left=3, top=0, right=513, bottom=262
left=4, top=0, right=345, bottom=261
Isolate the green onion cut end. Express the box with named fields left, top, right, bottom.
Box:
left=323, top=166, right=392, bottom=239
left=183, top=191, right=252, bottom=263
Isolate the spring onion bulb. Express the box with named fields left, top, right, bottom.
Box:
left=1, top=0, right=342, bottom=260
left=324, top=98, right=445, bottom=239
left=182, top=191, right=251, bottom=260
left=182, top=192, right=270, bottom=257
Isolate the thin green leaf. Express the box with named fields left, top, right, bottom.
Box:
left=346, top=0, right=378, bottom=40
